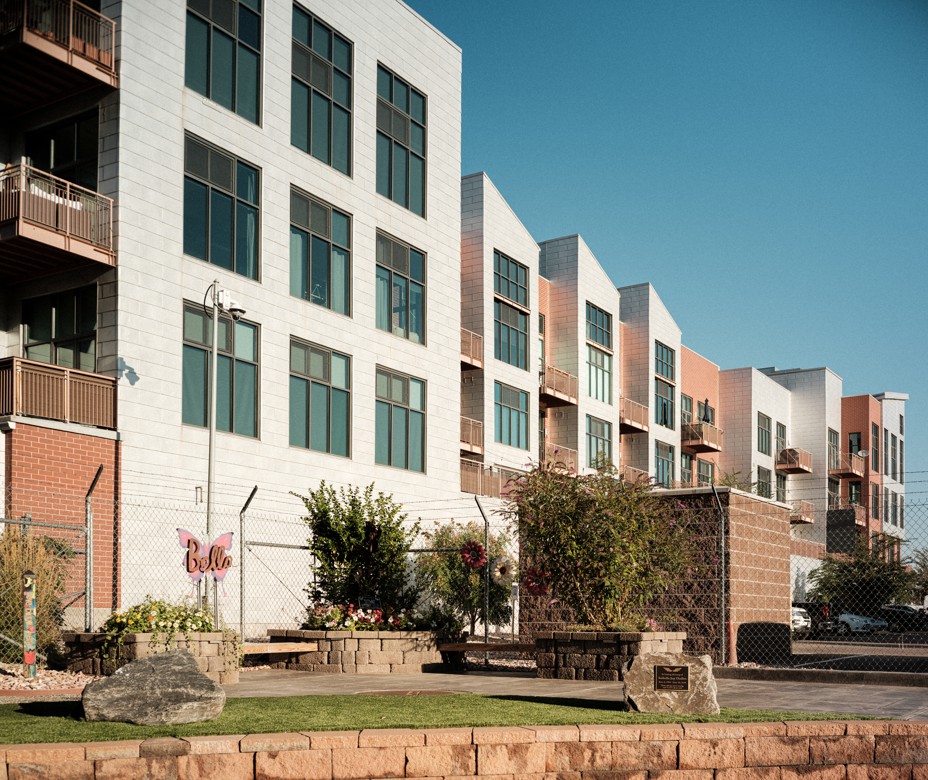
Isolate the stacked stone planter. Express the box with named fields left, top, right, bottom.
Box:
left=61, top=631, right=239, bottom=684
left=534, top=630, right=686, bottom=681
left=267, top=629, right=442, bottom=673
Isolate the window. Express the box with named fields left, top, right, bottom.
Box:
left=900, top=441, right=904, bottom=485
left=848, top=432, right=861, bottom=455
left=681, top=453, right=693, bottom=484
left=23, top=286, right=97, bottom=372
left=182, top=303, right=258, bottom=437
left=538, top=314, right=545, bottom=372
left=376, top=232, right=425, bottom=344
left=185, top=0, right=261, bottom=123
left=291, top=5, right=351, bottom=174
left=698, top=459, right=715, bottom=487
left=872, top=423, right=880, bottom=475
left=871, top=483, right=880, bottom=520
left=289, top=339, right=349, bottom=456
left=376, top=64, right=426, bottom=216
left=697, top=399, right=715, bottom=425
left=849, top=481, right=861, bottom=505
left=776, top=473, right=786, bottom=503
left=827, top=478, right=839, bottom=509
left=587, top=346, right=612, bottom=403
left=891, top=492, right=898, bottom=526
left=586, top=416, right=612, bottom=467
left=289, top=188, right=351, bottom=314
left=655, top=341, right=675, bottom=381
left=494, top=300, right=528, bottom=370
left=24, top=111, right=98, bottom=189
left=375, top=367, right=425, bottom=471
left=757, top=413, right=771, bottom=456
left=494, top=252, right=528, bottom=307
left=654, top=379, right=674, bottom=429
left=681, top=395, right=693, bottom=425
left=757, top=467, right=772, bottom=499
left=883, top=490, right=890, bottom=525
left=891, top=434, right=897, bottom=480
left=883, top=428, right=889, bottom=475
left=184, top=135, right=260, bottom=279
left=899, top=414, right=904, bottom=435
left=654, top=441, right=674, bottom=487
left=828, top=428, right=840, bottom=470
left=776, top=422, right=787, bottom=454
left=585, top=303, right=612, bottom=349
left=900, top=495, right=905, bottom=529
left=494, top=382, right=528, bottom=450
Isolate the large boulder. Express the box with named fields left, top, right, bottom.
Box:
left=82, top=649, right=225, bottom=725
left=622, top=651, right=720, bottom=715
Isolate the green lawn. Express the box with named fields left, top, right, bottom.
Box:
left=0, top=694, right=861, bottom=745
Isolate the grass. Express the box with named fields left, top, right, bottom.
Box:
left=0, top=694, right=864, bottom=745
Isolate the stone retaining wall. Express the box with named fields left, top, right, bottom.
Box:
left=62, top=631, right=239, bottom=684
left=3, top=721, right=927, bottom=778
left=535, top=630, right=686, bottom=680
left=267, top=629, right=442, bottom=673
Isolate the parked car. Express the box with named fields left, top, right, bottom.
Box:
left=877, top=605, right=928, bottom=632
left=835, top=612, right=888, bottom=634
left=791, top=606, right=811, bottom=634
left=792, top=601, right=837, bottom=636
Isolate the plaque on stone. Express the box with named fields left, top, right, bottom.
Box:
left=623, top=652, right=719, bottom=715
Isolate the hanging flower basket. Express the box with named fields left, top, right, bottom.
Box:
left=460, top=540, right=487, bottom=569
left=490, top=556, right=517, bottom=586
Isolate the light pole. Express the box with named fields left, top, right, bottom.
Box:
left=205, top=280, right=246, bottom=627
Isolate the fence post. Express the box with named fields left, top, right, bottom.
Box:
left=23, top=570, right=36, bottom=679
left=85, top=464, right=104, bottom=631
left=475, top=496, right=490, bottom=666
left=20, top=514, right=30, bottom=537
left=711, top=484, right=730, bottom=666
left=239, top=486, right=258, bottom=639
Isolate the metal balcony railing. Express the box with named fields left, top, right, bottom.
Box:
left=0, top=357, right=117, bottom=429
left=460, top=416, right=483, bottom=452
left=541, top=441, right=578, bottom=472
left=460, top=459, right=524, bottom=499
left=539, top=364, right=578, bottom=404
left=776, top=447, right=813, bottom=474
left=621, top=464, right=649, bottom=484
left=790, top=500, right=815, bottom=524
left=619, top=396, right=649, bottom=433
left=460, top=328, right=483, bottom=368
left=681, top=421, right=723, bottom=452
left=829, top=501, right=868, bottom=527
left=828, top=447, right=865, bottom=478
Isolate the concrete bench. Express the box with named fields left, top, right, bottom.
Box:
left=437, top=642, right=535, bottom=671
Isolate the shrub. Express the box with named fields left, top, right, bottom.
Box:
left=301, top=601, right=420, bottom=631
left=100, top=596, right=213, bottom=659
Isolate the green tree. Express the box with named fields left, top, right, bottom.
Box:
left=504, top=462, right=693, bottom=628
left=295, top=482, right=418, bottom=611
left=808, top=537, right=915, bottom=616
left=913, top=548, right=928, bottom=604
left=414, top=522, right=513, bottom=635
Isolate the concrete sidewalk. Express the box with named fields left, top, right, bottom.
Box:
left=225, top=669, right=928, bottom=721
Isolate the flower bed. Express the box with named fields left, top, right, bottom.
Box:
left=534, top=630, right=687, bottom=681
left=266, top=629, right=442, bottom=674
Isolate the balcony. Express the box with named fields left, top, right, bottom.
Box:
left=619, top=397, right=649, bottom=434
left=681, top=422, right=723, bottom=454
left=0, top=0, right=118, bottom=113
left=776, top=447, right=813, bottom=474
left=540, top=441, right=578, bottom=472
left=460, top=459, right=524, bottom=499
left=460, top=328, right=483, bottom=369
left=827, top=501, right=868, bottom=528
left=0, top=357, right=116, bottom=429
left=621, top=464, right=649, bottom=484
left=0, top=164, right=115, bottom=283
left=790, top=500, right=814, bottom=525
left=539, top=364, right=578, bottom=407
left=460, top=416, right=483, bottom=455
left=828, top=449, right=865, bottom=479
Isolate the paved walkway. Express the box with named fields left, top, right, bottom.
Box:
left=226, top=669, right=928, bottom=721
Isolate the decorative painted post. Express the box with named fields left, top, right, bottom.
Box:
left=22, top=570, right=36, bottom=679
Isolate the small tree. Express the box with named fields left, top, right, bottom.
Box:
left=504, top=462, right=693, bottom=628
left=415, top=522, right=513, bottom=635
left=912, top=548, right=928, bottom=605
left=808, top=536, right=915, bottom=615
left=295, top=482, right=418, bottom=612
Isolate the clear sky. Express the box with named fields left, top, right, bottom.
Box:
left=406, top=0, right=928, bottom=501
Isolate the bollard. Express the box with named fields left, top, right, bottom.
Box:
left=23, top=570, right=36, bottom=679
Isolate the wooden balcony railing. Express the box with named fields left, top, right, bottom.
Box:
left=460, top=416, right=483, bottom=453
left=828, top=448, right=865, bottom=479
left=0, top=357, right=116, bottom=429
left=790, top=500, right=814, bottom=524
left=619, top=396, right=649, bottom=433
left=681, top=421, right=723, bottom=453
left=460, top=459, right=524, bottom=499
left=541, top=441, right=578, bottom=472
left=460, top=328, right=483, bottom=368
left=621, top=464, right=649, bottom=484
left=539, top=364, right=578, bottom=405
left=776, top=447, right=813, bottom=474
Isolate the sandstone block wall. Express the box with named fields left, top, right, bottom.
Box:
left=267, top=629, right=442, bottom=673
left=534, top=631, right=686, bottom=680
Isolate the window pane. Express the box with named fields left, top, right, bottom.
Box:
left=291, top=80, right=309, bottom=152
left=311, top=91, right=330, bottom=164
left=409, top=154, right=424, bottom=216
left=234, top=361, right=257, bottom=437
left=310, top=382, right=329, bottom=452
left=393, top=80, right=408, bottom=112
left=293, top=6, right=310, bottom=46
left=183, top=178, right=208, bottom=259
left=332, top=105, right=350, bottom=174
left=391, top=406, right=407, bottom=468
left=233, top=321, right=256, bottom=361
left=290, top=228, right=307, bottom=299
left=376, top=266, right=391, bottom=332
left=392, top=274, right=407, bottom=336
left=409, top=249, right=424, bottom=282
left=331, top=210, right=349, bottom=247
left=310, top=235, right=329, bottom=307
left=377, top=66, right=391, bottom=100
left=217, top=354, right=233, bottom=432
left=290, top=341, right=306, bottom=374
left=376, top=133, right=391, bottom=197
left=211, top=29, right=235, bottom=110
left=375, top=400, right=390, bottom=464
left=237, top=45, right=259, bottom=123
left=333, top=70, right=350, bottom=106
left=312, top=19, right=331, bottom=59
left=333, top=35, right=350, bottom=72
left=308, top=347, right=326, bottom=380
left=409, top=281, right=424, bottom=344
left=393, top=143, right=407, bottom=208
left=375, top=370, right=389, bottom=399
left=78, top=339, right=95, bottom=372
left=408, top=410, right=423, bottom=472
left=238, top=5, right=260, bottom=48
left=409, top=90, right=424, bottom=123
left=290, top=374, right=308, bottom=447
left=182, top=345, right=208, bottom=426
left=210, top=190, right=234, bottom=269
left=331, top=388, right=349, bottom=456
left=183, top=308, right=207, bottom=345
left=235, top=202, right=258, bottom=279
left=331, top=246, right=349, bottom=315
left=185, top=13, right=209, bottom=95
left=409, top=379, right=424, bottom=411
left=331, top=353, right=349, bottom=389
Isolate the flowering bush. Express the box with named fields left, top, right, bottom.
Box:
left=100, top=596, right=213, bottom=658
left=301, top=601, right=421, bottom=631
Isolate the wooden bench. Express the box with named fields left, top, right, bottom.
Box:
left=437, top=642, right=535, bottom=671
left=241, top=641, right=319, bottom=655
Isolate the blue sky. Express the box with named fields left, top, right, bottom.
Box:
left=407, top=0, right=928, bottom=501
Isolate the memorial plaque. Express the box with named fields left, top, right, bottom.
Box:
left=654, top=664, right=689, bottom=691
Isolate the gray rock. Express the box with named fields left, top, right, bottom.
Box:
left=622, top=652, right=720, bottom=715
left=82, top=649, right=225, bottom=725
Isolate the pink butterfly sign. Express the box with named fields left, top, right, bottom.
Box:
left=177, top=529, right=234, bottom=583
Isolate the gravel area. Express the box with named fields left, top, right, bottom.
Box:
left=0, top=664, right=98, bottom=692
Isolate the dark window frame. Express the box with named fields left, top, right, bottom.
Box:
left=289, top=187, right=351, bottom=314
left=375, top=231, right=426, bottom=344
left=289, top=337, right=351, bottom=456
left=376, top=63, right=427, bottom=216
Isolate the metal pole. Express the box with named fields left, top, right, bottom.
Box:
left=711, top=484, right=727, bottom=666
left=22, top=570, right=36, bottom=679
left=239, top=485, right=258, bottom=640
left=475, top=496, right=490, bottom=665
left=84, top=464, right=104, bottom=631
left=207, top=280, right=219, bottom=628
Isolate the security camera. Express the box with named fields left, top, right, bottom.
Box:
left=227, top=300, right=246, bottom=321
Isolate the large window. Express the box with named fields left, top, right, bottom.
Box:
left=828, top=428, right=840, bottom=470
left=655, top=441, right=674, bottom=487
left=587, top=346, right=612, bottom=403
left=848, top=431, right=861, bottom=455
left=24, top=112, right=98, bottom=189
left=828, top=478, right=839, bottom=509
left=22, top=286, right=96, bottom=372
left=494, top=382, right=529, bottom=450
left=494, top=252, right=528, bottom=307
left=757, top=413, right=771, bottom=456
left=182, top=304, right=258, bottom=437
left=883, top=428, right=889, bottom=475
left=891, top=434, right=898, bottom=480
left=681, top=395, right=693, bottom=425
left=494, top=300, right=528, bottom=370
left=849, top=481, right=862, bottom=505
left=681, top=452, right=693, bottom=484
left=872, top=422, right=880, bottom=475
left=289, top=339, right=349, bottom=456
left=185, top=0, right=261, bottom=123
left=376, top=232, right=425, bottom=344
left=289, top=188, right=350, bottom=314
left=697, top=400, right=716, bottom=425
left=585, top=303, right=612, bottom=349
left=900, top=441, right=904, bottom=485
left=871, top=483, right=880, bottom=520
left=655, top=341, right=675, bottom=381
left=698, top=460, right=715, bottom=487
left=655, top=379, right=674, bottom=429
left=586, top=416, right=612, bottom=467
left=291, top=5, right=351, bottom=174
left=757, top=467, right=772, bottom=498
left=184, top=135, right=260, bottom=279
left=776, top=422, right=787, bottom=454
left=776, top=473, right=786, bottom=503
left=375, top=368, right=425, bottom=472
left=376, top=64, right=426, bottom=216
